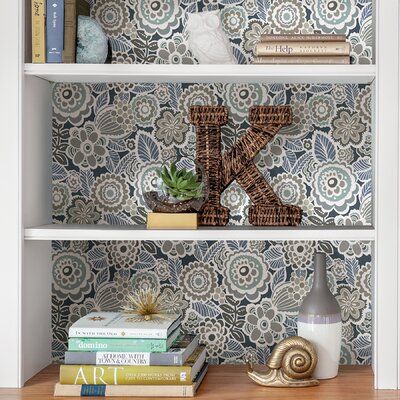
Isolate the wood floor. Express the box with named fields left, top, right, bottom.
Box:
left=0, top=365, right=398, bottom=400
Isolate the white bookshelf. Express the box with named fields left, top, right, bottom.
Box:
left=24, top=63, right=376, bottom=84
left=0, top=0, right=399, bottom=392
left=24, top=224, right=375, bottom=242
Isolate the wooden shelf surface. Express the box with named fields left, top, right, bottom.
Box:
left=0, top=364, right=397, bottom=400
left=24, top=224, right=375, bottom=242
left=24, top=63, right=376, bottom=84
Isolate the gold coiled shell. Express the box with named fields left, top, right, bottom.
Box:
left=245, top=336, right=319, bottom=388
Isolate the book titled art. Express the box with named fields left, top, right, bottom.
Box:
left=59, top=346, right=206, bottom=385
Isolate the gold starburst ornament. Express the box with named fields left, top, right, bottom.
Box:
left=122, top=289, right=170, bottom=323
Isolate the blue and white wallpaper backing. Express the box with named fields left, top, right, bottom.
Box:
left=51, top=0, right=373, bottom=363
left=51, top=81, right=373, bottom=364
left=52, top=240, right=372, bottom=365
left=52, top=82, right=372, bottom=226
left=87, top=0, right=373, bottom=64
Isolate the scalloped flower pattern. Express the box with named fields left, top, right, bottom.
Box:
left=51, top=240, right=372, bottom=365
left=52, top=82, right=372, bottom=226
left=88, top=0, right=373, bottom=64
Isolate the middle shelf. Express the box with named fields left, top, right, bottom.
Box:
left=24, top=63, right=376, bottom=84
left=24, top=224, right=375, bottom=241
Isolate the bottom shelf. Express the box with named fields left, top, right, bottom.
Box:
left=0, top=365, right=397, bottom=399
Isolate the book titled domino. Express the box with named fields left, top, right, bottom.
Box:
left=46, top=0, right=64, bottom=63
left=65, top=334, right=199, bottom=366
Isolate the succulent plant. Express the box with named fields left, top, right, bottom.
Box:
left=158, top=162, right=203, bottom=201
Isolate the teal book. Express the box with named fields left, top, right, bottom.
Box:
left=68, top=328, right=180, bottom=353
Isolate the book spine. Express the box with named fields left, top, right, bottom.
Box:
left=252, top=56, right=350, bottom=65
left=31, top=0, right=46, bottom=63
left=259, top=34, right=347, bottom=42
left=147, top=213, right=198, bottom=229
left=46, top=0, right=64, bottom=63
left=65, top=351, right=183, bottom=366
left=63, top=0, right=77, bottom=63
left=59, top=365, right=192, bottom=385
left=54, top=383, right=193, bottom=397
left=63, top=0, right=90, bottom=63
left=69, top=327, right=168, bottom=339
left=68, top=338, right=167, bottom=352
left=256, top=42, right=350, bottom=57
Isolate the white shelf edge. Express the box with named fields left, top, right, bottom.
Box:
left=24, top=64, right=376, bottom=84
left=24, top=224, right=376, bottom=241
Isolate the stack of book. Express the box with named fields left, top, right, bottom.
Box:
left=54, top=312, right=208, bottom=397
left=253, top=34, right=350, bottom=65
left=31, top=0, right=90, bottom=63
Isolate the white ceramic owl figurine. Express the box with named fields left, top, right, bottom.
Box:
left=187, top=10, right=236, bottom=64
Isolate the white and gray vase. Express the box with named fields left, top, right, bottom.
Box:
left=298, top=252, right=342, bottom=379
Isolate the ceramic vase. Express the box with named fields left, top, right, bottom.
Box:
left=298, top=252, right=342, bottom=379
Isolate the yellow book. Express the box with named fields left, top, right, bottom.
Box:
left=31, top=0, right=46, bottom=63
left=54, top=364, right=209, bottom=397
left=59, top=346, right=206, bottom=385
left=147, top=213, right=198, bottom=229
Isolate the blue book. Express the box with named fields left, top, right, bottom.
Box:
left=46, top=0, right=64, bottom=63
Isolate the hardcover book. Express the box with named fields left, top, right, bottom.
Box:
left=31, top=0, right=46, bottom=63
left=69, top=312, right=181, bottom=339
left=252, top=56, right=350, bottom=65
left=67, top=328, right=180, bottom=353
left=65, top=334, right=199, bottom=366
left=46, top=0, right=64, bottom=63
left=59, top=346, right=206, bottom=385
left=54, top=363, right=209, bottom=397
left=63, top=0, right=90, bottom=63
left=147, top=213, right=198, bottom=229
left=259, top=34, right=347, bottom=42
left=256, top=41, right=350, bottom=57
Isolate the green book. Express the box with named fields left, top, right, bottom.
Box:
left=68, top=328, right=180, bottom=353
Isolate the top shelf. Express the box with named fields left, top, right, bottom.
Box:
left=24, top=64, right=376, bottom=84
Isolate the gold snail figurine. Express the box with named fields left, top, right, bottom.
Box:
left=245, top=336, right=319, bottom=388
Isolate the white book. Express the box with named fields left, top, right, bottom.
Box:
left=69, top=312, right=181, bottom=339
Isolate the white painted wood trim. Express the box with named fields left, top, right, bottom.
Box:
left=24, top=224, right=375, bottom=242
left=0, top=0, right=22, bottom=388
left=24, top=63, right=376, bottom=84
left=1, top=0, right=398, bottom=391
left=374, top=0, right=400, bottom=389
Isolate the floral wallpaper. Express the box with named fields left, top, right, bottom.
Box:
left=52, top=82, right=372, bottom=226
left=51, top=0, right=374, bottom=367
left=52, top=240, right=372, bottom=365
left=87, top=0, right=373, bottom=64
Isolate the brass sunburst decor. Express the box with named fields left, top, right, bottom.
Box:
left=122, top=289, right=170, bottom=322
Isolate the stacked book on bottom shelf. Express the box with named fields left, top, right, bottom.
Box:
left=54, top=312, right=208, bottom=397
